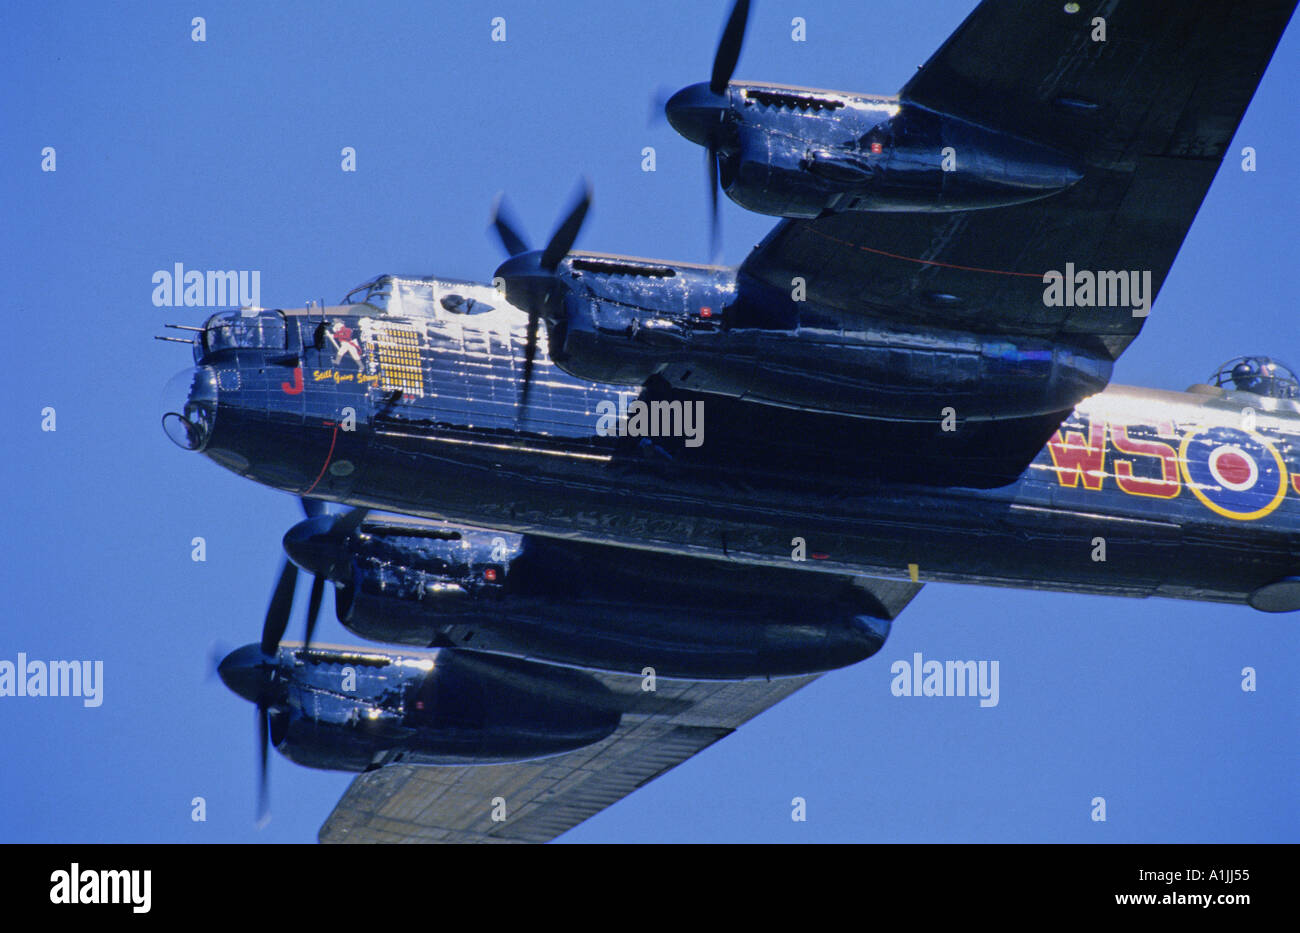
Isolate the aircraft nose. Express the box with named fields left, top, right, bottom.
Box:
left=217, top=643, right=275, bottom=704
left=282, top=515, right=341, bottom=579
left=161, top=366, right=218, bottom=451
left=665, top=82, right=730, bottom=146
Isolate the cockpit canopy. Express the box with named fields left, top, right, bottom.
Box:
left=1210, top=355, right=1300, bottom=399
left=202, top=309, right=287, bottom=355
left=342, top=275, right=496, bottom=317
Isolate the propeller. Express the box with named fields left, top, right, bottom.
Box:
left=662, top=0, right=751, bottom=260
left=254, top=689, right=291, bottom=827
left=234, top=496, right=366, bottom=825
left=216, top=641, right=289, bottom=826
left=256, top=703, right=270, bottom=825
left=260, top=558, right=299, bottom=656
left=261, top=498, right=367, bottom=658
left=707, top=0, right=749, bottom=260
left=300, top=497, right=330, bottom=519
left=490, top=192, right=531, bottom=258
left=489, top=182, right=592, bottom=413
left=710, top=0, right=750, bottom=95
left=540, top=189, right=591, bottom=271
left=707, top=144, right=722, bottom=261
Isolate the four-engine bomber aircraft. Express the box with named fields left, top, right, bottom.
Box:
left=160, top=1, right=1297, bottom=842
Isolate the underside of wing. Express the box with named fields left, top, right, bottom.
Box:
left=624, top=377, right=1074, bottom=489
left=318, top=671, right=817, bottom=843
left=316, top=572, right=919, bottom=843
left=901, top=0, right=1291, bottom=162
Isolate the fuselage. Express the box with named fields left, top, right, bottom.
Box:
left=164, top=276, right=1300, bottom=611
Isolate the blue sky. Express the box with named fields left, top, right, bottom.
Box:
left=2, top=1, right=1296, bottom=843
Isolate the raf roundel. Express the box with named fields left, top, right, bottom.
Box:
left=1179, top=426, right=1288, bottom=520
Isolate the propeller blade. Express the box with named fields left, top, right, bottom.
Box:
left=520, top=309, right=540, bottom=414
left=303, top=574, right=326, bottom=650
left=710, top=0, right=751, bottom=94
left=269, top=707, right=290, bottom=747
left=707, top=144, right=721, bottom=261
left=490, top=193, right=531, bottom=258
left=261, top=560, right=298, bottom=656
left=256, top=705, right=270, bottom=826
left=540, top=182, right=592, bottom=272
left=333, top=507, right=369, bottom=540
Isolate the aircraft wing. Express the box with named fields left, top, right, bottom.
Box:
left=318, top=577, right=920, bottom=843
left=737, top=0, right=1295, bottom=362
left=318, top=670, right=816, bottom=843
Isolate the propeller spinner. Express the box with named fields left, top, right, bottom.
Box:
left=489, top=182, right=592, bottom=414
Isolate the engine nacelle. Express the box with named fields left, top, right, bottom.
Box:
left=667, top=83, right=1081, bottom=219
left=333, top=531, right=894, bottom=679
left=723, top=122, right=832, bottom=219
left=231, top=644, right=622, bottom=772
left=549, top=268, right=1113, bottom=423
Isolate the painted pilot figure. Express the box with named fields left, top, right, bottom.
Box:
left=327, top=320, right=363, bottom=368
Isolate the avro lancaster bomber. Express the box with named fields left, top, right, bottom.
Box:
left=159, top=0, right=1297, bottom=842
